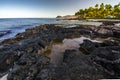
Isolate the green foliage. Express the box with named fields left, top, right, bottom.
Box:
left=75, top=3, right=120, bottom=19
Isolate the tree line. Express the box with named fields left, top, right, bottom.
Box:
left=75, top=3, right=120, bottom=19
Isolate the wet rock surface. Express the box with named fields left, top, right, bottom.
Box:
left=98, top=21, right=120, bottom=26
left=80, top=40, right=120, bottom=78
left=91, top=46, right=120, bottom=77
left=7, top=53, right=50, bottom=80
left=0, top=24, right=120, bottom=80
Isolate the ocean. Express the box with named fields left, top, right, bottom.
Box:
left=0, top=18, right=102, bottom=41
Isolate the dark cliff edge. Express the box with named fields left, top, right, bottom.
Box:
left=0, top=24, right=120, bottom=80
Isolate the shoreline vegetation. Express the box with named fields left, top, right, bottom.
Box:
left=57, top=2, right=120, bottom=20
left=75, top=3, right=120, bottom=19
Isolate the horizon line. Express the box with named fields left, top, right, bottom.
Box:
left=0, top=17, right=56, bottom=18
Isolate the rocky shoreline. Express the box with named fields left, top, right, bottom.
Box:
left=98, top=20, right=120, bottom=26
left=0, top=24, right=120, bottom=80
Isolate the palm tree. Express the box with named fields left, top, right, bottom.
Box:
left=105, top=4, right=112, bottom=15
left=95, top=4, right=99, bottom=9
left=95, top=4, right=99, bottom=17
left=114, top=4, right=120, bottom=18
left=100, top=3, right=104, bottom=10
left=75, top=2, right=120, bottom=19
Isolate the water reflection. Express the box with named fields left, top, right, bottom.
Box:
left=42, top=36, right=100, bottom=65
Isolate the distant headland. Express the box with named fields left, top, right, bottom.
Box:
left=56, top=15, right=78, bottom=20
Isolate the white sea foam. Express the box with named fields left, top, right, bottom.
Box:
left=0, top=74, right=8, bottom=80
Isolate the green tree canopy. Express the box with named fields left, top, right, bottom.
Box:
left=75, top=2, right=120, bottom=19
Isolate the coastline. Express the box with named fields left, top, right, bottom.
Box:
left=0, top=24, right=120, bottom=80
left=0, top=18, right=120, bottom=41
left=0, top=18, right=103, bottom=41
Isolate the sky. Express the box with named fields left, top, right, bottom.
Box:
left=0, top=0, right=119, bottom=18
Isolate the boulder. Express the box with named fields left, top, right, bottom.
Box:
left=99, top=21, right=120, bottom=26
left=7, top=53, right=50, bottom=80
left=79, top=40, right=100, bottom=54
left=91, top=46, right=120, bottom=77
left=113, top=30, right=120, bottom=38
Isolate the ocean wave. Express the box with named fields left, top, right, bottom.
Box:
left=0, top=25, right=35, bottom=40
left=0, top=30, right=11, bottom=37
left=8, top=24, right=33, bottom=29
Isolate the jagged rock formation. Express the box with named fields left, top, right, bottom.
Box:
left=0, top=24, right=120, bottom=80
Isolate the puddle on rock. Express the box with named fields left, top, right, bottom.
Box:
left=40, top=36, right=101, bottom=65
